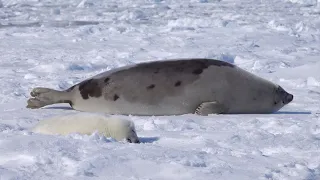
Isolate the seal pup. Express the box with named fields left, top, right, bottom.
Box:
left=27, top=58, right=293, bottom=116
left=31, top=113, right=140, bottom=143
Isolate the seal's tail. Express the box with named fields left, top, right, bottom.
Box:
left=27, top=87, right=73, bottom=109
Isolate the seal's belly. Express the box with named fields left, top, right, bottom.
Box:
left=71, top=86, right=209, bottom=115
left=72, top=99, right=192, bottom=115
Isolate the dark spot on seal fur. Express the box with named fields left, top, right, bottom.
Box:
left=78, top=79, right=102, bottom=100
left=192, top=69, right=203, bottom=75
left=104, top=77, right=110, bottom=84
left=175, top=81, right=181, bottom=87
left=79, top=79, right=92, bottom=91
left=147, top=84, right=155, bottom=89
left=113, top=94, right=119, bottom=101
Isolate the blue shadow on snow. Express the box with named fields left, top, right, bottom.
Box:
left=139, top=137, right=159, bottom=143
left=274, top=111, right=312, bottom=115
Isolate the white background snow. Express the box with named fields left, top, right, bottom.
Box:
left=0, top=0, right=320, bottom=179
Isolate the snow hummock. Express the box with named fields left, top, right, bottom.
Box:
left=0, top=0, right=320, bottom=179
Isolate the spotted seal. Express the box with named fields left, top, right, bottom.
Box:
left=26, top=58, right=293, bottom=116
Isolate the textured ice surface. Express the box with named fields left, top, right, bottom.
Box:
left=0, top=0, right=320, bottom=179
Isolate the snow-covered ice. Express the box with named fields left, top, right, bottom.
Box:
left=0, top=0, right=320, bottom=179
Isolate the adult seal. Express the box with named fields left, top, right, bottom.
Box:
left=26, top=58, right=293, bottom=116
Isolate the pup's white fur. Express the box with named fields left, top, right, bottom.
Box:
left=31, top=113, right=140, bottom=143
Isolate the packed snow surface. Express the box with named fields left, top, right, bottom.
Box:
left=1, top=0, right=320, bottom=179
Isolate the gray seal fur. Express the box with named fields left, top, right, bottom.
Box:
left=27, top=58, right=293, bottom=116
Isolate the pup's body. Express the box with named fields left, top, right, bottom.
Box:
left=31, top=113, right=140, bottom=143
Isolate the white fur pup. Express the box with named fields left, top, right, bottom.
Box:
left=31, top=113, right=140, bottom=143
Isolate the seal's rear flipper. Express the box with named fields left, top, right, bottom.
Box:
left=195, top=101, right=226, bottom=116
left=27, top=87, right=73, bottom=109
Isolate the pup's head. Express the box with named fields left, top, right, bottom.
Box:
left=106, top=117, right=140, bottom=143
left=125, top=128, right=140, bottom=143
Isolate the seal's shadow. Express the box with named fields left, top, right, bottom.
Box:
left=43, top=106, right=74, bottom=110
left=139, top=137, right=159, bottom=143
left=274, top=111, right=311, bottom=115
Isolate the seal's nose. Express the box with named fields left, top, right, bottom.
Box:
left=283, top=93, right=293, bottom=104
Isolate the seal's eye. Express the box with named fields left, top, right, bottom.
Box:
left=274, top=101, right=278, bottom=105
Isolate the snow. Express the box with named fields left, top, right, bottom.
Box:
left=0, top=0, right=320, bottom=179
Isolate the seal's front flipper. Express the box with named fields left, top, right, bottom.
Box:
left=195, top=101, right=226, bottom=116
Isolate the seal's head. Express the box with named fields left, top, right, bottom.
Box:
left=231, top=81, right=294, bottom=114
left=126, top=129, right=140, bottom=143
left=273, top=86, right=293, bottom=111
